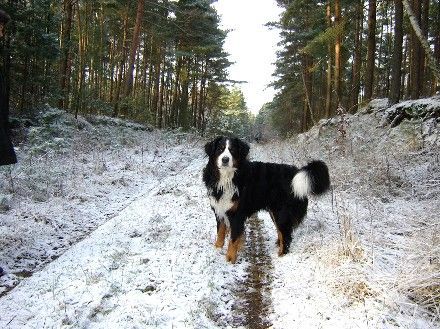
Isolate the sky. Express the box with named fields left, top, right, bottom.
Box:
left=213, top=0, right=282, bottom=115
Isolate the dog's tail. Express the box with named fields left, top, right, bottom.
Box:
left=291, top=160, right=330, bottom=199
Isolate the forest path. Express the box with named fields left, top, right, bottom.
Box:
left=1, top=139, right=435, bottom=328
left=0, top=144, right=276, bottom=328
left=0, top=179, right=161, bottom=299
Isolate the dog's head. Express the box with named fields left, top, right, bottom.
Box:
left=204, top=136, right=249, bottom=170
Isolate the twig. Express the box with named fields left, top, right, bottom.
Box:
left=6, top=315, right=17, bottom=326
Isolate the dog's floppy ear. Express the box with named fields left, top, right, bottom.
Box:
left=204, top=136, right=222, bottom=157
left=236, top=138, right=250, bottom=159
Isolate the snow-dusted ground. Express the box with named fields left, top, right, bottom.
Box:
left=0, top=139, right=247, bottom=327
left=0, top=101, right=439, bottom=328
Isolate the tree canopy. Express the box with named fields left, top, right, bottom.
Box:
left=267, top=0, right=440, bottom=135
left=2, top=0, right=439, bottom=137
left=0, top=0, right=237, bottom=132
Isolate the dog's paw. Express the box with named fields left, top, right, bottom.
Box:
left=278, top=246, right=289, bottom=257
left=226, top=253, right=237, bottom=264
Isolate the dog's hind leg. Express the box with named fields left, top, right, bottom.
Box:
left=278, top=222, right=294, bottom=256
left=269, top=211, right=285, bottom=256
left=273, top=200, right=308, bottom=256
left=273, top=208, right=301, bottom=256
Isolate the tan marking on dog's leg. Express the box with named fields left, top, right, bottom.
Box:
left=215, top=222, right=227, bottom=248
left=226, top=234, right=244, bottom=264
left=269, top=211, right=279, bottom=245
left=269, top=211, right=284, bottom=256
left=277, top=230, right=284, bottom=256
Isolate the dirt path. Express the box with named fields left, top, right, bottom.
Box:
left=232, top=214, right=274, bottom=328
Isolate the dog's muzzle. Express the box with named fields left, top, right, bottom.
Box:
left=221, top=156, right=229, bottom=166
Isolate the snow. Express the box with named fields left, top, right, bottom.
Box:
left=1, top=121, right=247, bottom=328
left=1, top=100, right=439, bottom=328
left=0, top=171, right=223, bottom=327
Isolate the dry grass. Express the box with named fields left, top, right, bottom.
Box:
left=397, top=226, right=440, bottom=319
left=333, top=196, right=364, bottom=262
left=314, top=243, right=377, bottom=306
left=330, top=269, right=377, bottom=305
left=252, top=106, right=440, bottom=323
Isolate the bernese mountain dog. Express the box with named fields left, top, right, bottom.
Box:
left=203, top=136, right=330, bottom=263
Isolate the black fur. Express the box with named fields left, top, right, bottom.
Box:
left=203, top=136, right=330, bottom=262
left=302, top=160, right=330, bottom=195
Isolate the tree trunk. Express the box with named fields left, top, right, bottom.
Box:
left=403, top=0, right=440, bottom=91
left=178, top=59, right=190, bottom=130
left=302, top=55, right=316, bottom=131
left=409, top=0, right=422, bottom=99
left=334, top=0, right=342, bottom=107
left=19, top=55, right=29, bottom=112
left=170, top=58, right=182, bottom=127
left=191, top=59, right=198, bottom=127
left=112, top=7, right=129, bottom=117
left=98, top=3, right=105, bottom=101
left=403, top=35, right=410, bottom=97
left=133, top=47, right=142, bottom=97
left=124, top=0, right=145, bottom=97
left=109, top=37, right=116, bottom=103
left=434, top=0, right=440, bottom=93
left=151, top=48, right=162, bottom=124
left=198, top=60, right=207, bottom=129
left=365, top=0, right=377, bottom=101
left=350, top=0, right=363, bottom=112
left=58, top=0, right=74, bottom=110
left=145, top=35, right=154, bottom=112
left=419, top=0, right=429, bottom=95
left=389, top=0, right=404, bottom=105
left=325, top=0, right=332, bottom=118
left=378, top=1, right=392, bottom=96
left=74, top=2, right=86, bottom=118
left=157, top=54, right=166, bottom=128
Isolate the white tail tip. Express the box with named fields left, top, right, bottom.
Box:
left=292, top=171, right=311, bottom=199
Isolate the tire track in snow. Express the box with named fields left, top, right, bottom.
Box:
left=231, top=214, right=274, bottom=328
left=0, top=180, right=159, bottom=298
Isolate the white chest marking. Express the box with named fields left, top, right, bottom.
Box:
left=209, top=168, right=238, bottom=227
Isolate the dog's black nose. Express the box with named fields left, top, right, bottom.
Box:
left=222, top=156, right=229, bottom=164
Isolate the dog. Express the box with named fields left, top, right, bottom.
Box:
left=203, top=136, right=330, bottom=263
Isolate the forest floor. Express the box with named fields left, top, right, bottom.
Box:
left=0, top=99, right=439, bottom=328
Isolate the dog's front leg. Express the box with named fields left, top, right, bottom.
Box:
left=215, top=218, right=228, bottom=248
left=226, top=215, right=245, bottom=264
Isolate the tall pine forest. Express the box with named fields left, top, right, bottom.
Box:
left=1, top=0, right=246, bottom=133
left=1, top=0, right=440, bottom=136
left=268, top=0, right=440, bottom=134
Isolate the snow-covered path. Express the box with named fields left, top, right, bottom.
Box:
left=1, top=134, right=438, bottom=328
left=0, top=144, right=247, bottom=328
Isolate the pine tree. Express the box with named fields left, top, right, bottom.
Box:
left=365, top=0, right=377, bottom=101
left=389, top=0, right=404, bottom=105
